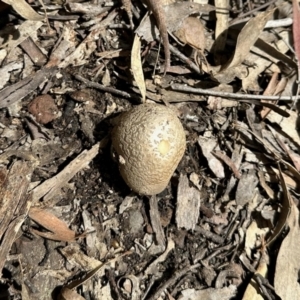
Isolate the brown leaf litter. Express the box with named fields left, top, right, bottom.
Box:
left=1, top=0, right=300, bottom=299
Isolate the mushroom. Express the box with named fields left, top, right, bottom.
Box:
left=111, top=104, right=186, bottom=195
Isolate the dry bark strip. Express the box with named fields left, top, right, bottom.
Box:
left=0, top=67, right=56, bottom=108
left=31, top=142, right=102, bottom=207
left=148, top=195, right=166, bottom=254
left=176, top=174, right=201, bottom=230
left=0, top=161, right=34, bottom=272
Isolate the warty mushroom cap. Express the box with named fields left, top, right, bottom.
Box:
left=111, top=104, right=186, bottom=195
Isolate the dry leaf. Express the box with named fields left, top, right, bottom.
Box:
left=174, top=17, right=206, bottom=53
left=213, top=150, right=241, bottom=178
left=101, top=68, right=111, bottom=87
left=136, top=2, right=214, bottom=43
left=258, top=170, right=275, bottom=199
left=198, top=136, right=225, bottom=178
left=274, top=202, right=300, bottom=299
left=255, top=31, right=296, bottom=70
left=242, top=248, right=268, bottom=300
left=266, top=165, right=291, bottom=246
left=260, top=72, right=279, bottom=118
left=60, top=244, right=132, bottom=292
left=2, top=0, right=44, bottom=21
left=285, top=146, right=300, bottom=172
left=243, top=30, right=292, bottom=91
left=267, top=109, right=300, bottom=146
left=292, top=0, right=300, bottom=69
left=0, top=61, right=23, bottom=89
left=59, top=288, right=85, bottom=300
left=214, top=9, right=274, bottom=83
left=29, top=207, right=76, bottom=242
left=227, top=10, right=274, bottom=69
left=55, top=11, right=119, bottom=68
left=266, top=166, right=299, bottom=190
left=131, top=35, right=146, bottom=102
left=180, top=286, right=237, bottom=300
left=1, top=20, right=43, bottom=51
left=245, top=221, right=269, bottom=258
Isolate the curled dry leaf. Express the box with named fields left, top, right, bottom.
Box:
left=226, top=10, right=274, bottom=69
left=118, top=274, right=141, bottom=300
left=135, top=2, right=214, bottom=44
left=174, top=17, right=206, bottom=53
left=273, top=140, right=300, bottom=299
left=266, top=165, right=291, bottom=246
left=0, top=62, right=23, bottom=90
left=274, top=202, right=300, bottom=299
left=242, top=248, right=269, bottom=300
left=180, top=286, right=237, bottom=300
left=59, top=287, right=85, bottom=300
left=1, top=20, right=43, bottom=53
left=198, top=136, right=225, bottom=178
left=292, top=0, right=300, bottom=68
left=131, top=35, right=146, bottom=102
left=214, top=9, right=275, bottom=83
left=267, top=109, right=300, bottom=146
left=2, top=0, right=44, bottom=21
left=29, top=207, right=76, bottom=242
left=28, top=94, right=59, bottom=124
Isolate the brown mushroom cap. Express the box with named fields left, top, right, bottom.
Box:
left=112, top=104, right=186, bottom=195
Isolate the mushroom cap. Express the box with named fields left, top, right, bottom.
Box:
left=112, top=104, right=186, bottom=195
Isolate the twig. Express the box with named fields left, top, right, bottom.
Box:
left=234, top=17, right=294, bottom=29
left=265, top=18, right=293, bottom=28
left=230, top=0, right=277, bottom=24
left=74, top=74, right=141, bottom=102
left=194, top=225, right=224, bottom=244
left=169, top=44, right=202, bottom=74
left=171, top=84, right=298, bottom=101
left=212, top=150, right=241, bottom=179
left=148, top=263, right=201, bottom=300
left=105, top=268, right=124, bottom=300
left=149, top=195, right=166, bottom=253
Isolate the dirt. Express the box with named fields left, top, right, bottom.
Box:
left=0, top=0, right=299, bottom=300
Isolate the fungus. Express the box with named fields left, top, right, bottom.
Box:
left=111, top=104, right=186, bottom=195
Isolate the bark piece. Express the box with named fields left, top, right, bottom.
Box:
left=0, top=67, right=56, bottom=108
left=31, top=142, right=101, bottom=206
left=176, top=174, right=201, bottom=230
left=20, top=36, right=47, bottom=66
left=0, top=161, right=34, bottom=272
left=148, top=195, right=166, bottom=254
left=235, top=169, right=259, bottom=206
left=198, top=136, right=225, bottom=178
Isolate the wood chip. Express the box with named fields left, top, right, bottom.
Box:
left=176, top=174, right=201, bottom=230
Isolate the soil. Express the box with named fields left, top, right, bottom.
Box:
left=0, top=1, right=298, bottom=300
